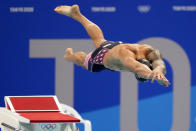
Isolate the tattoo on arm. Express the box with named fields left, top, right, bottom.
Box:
left=147, top=49, right=166, bottom=74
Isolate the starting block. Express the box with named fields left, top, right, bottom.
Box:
left=0, top=96, right=92, bottom=131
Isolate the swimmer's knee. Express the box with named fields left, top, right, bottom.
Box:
left=74, top=52, right=86, bottom=59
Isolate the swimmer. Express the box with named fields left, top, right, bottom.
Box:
left=54, top=4, right=170, bottom=87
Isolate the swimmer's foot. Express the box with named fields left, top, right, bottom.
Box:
left=64, top=48, right=74, bottom=62
left=54, top=4, right=80, bottom=17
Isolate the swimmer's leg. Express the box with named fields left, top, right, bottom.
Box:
left=64, top=48, right=87, bottom=68
left=54, top=5, right=106, bottom=48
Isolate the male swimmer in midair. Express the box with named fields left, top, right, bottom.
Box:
left=54, top=4, right=170, bottom=87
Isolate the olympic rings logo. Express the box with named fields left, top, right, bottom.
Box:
left=40, top=124, right=56, bottom=130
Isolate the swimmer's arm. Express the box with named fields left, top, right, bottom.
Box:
left=129, top=58, right=153, bottom=79
left=147, top=49, right=166, bottom=74
left=119, top=50, right=153, bottom=79
left=146, top=49, right=170, bottom=87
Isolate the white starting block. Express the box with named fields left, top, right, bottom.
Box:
left=0, top=96, right=92, bottom=131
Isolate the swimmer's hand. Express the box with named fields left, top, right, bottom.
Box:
left=151, top=67, right=170, bottom=87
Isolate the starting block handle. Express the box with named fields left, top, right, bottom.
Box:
left=1, top=123, right=25, bottom=131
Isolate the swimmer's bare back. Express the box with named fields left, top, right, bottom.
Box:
left=54, top=4, right=170, bottom=87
